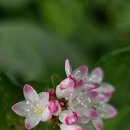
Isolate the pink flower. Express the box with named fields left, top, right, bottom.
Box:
left=12, top=84, right=52, bottom=129
left=48, top=100, right=61, bottom=116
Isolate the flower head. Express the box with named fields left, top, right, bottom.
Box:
left=12, top=84, right=52, bottom=129
left=11, top=60, right=117, bottom=130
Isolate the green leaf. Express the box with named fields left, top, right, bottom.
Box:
left=51, top=74, right=62, bottom=89
left=97, top=47, right=130, bottom=130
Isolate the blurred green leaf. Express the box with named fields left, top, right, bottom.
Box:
left=97, top=47, right=130, bottom=130
left=0, top=0, right=30, bottom=10
left=0, top=21, right=85, bottom=85
left=104, top=106, right=130, bottom=130
left=51, top=74, right=61, bottom=89
left=39, top=0, right=83, bottom=37
left=0, top=71, right=24, bottom=130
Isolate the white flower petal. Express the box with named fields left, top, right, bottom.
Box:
left=60, top=124, right=83, bottom=130
left=12, top=101, right=32, bottom=117
left=97, top=104, right=117, bottom=119
left=92, top=118, right=103, bottom=130
left=94, top=83, right=114, bottom=103
left=65, top=59, right=72, bottom=77
left=79, top=116, right=90, bottom=124
left=73, top=66, right=88, bottom=80
left=41, top=107, right=52, bottom=121
left=89, top=67, right=103, bottom=83
left=82, top=122, right=97, bottom=130
left=56, top=78, right=75, bottom=99
left=23, top=84, right=39, bottom=104
left=100, top=83, right=115, bottom=93
left=39, top=92, right=49, bottom=107
left=25, top=115, right=40, bottom=129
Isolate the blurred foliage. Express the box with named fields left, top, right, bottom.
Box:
left=0, top=0, right=130, bottom=130
left=0, top=21, right=85, bottom=85
left=98, top=47, right=130, bottom=130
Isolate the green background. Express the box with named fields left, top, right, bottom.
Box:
left=0, top=0, right=130, bottom=130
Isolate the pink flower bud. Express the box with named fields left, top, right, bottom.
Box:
left=48, top=89, right=56, bottom=97
left=65, top=112, right=78, bottom=125
left=48, top=100, right=61, bottom=116
left=59, top=101, right=65, bottom=107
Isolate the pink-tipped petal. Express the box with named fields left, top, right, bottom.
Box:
left=73, top=66, right=88, bottom=80
left=41, top=107, right=52, bottom=121
left=76, top=107, right=98, bottom=119
left=96, top=92, right=113, bottom=103
left=23, top=84, right=39, bottom=103
left=90, top=67, right=103, bottom=83
left=90, top=91, right=99, bottom=99
left=101, top=83, right=115, bottom=93
left=65, top=59, right=72, bottom=77
left=92, top=118, right=103, bottom=130
left=12, top=101, right=31, bottom=117
left=25, top=116, right=40, bottom=129
left=83, top=82, right=100, bottom=91
left=60, top=124, right=83, bottom=130
left=90, top=110, right=98, bottom=119
left=94, top=83, right=114, bottom=103
left=97, top=104, right=117, bottom=119
left=56, top=78, right=75, bottom=99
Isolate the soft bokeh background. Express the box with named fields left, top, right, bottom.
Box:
left=0, top=0, right=130, bottom=130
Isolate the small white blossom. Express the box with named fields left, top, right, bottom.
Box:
left=12, top=84, right=52, bottom=129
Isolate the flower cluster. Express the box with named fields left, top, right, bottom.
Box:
left=12, top=59, right=117, bottom=130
